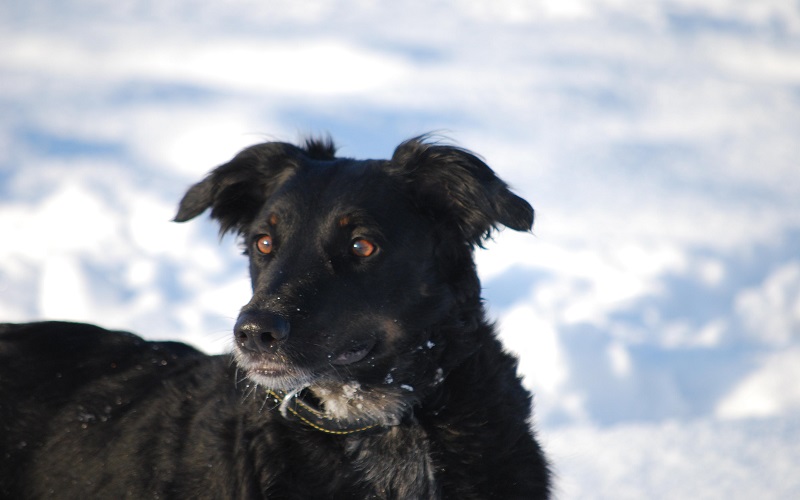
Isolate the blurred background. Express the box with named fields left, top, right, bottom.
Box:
left=2, top=1, right=799, bottom=497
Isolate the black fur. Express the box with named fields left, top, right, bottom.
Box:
left=0, top=136, right=550, bottom=499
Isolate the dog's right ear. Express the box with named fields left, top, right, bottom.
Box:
left=173, top=142, right=304, bottom=235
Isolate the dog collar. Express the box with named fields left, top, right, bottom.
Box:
left=266, top=389, right=390, bottom=435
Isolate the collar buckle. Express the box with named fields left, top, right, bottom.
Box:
left=267, top=389, right=387, bottom=435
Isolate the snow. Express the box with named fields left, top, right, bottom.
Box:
left=547, top=416, right=800, bottom=499
left=1, top=1, right=799, bottom=497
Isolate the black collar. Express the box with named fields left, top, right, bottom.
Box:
left=266, top=389, right=395, bottom=435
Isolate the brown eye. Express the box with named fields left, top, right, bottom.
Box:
left=351, top=238, right=376, bottom=258
left=255, top=235, right=273, bottom=255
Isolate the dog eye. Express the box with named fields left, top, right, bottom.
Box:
left=351, top=238, right=377, bottom=258
left=255, top=235, right=273, bottom=255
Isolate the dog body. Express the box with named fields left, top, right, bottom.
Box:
left=0, top=137, right=550, bottom=498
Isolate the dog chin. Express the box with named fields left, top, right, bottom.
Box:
left=233, top=350, right=411, bottom=426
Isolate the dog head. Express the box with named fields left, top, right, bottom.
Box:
left=174, top=136, right=533, bottom=425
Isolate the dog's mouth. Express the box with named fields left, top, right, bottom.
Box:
left=234, top=352, right=313, bottom=390
left=250, top=363, right=295, bottom=378
left=329, top=339, right=376, bottom=366
left=236, top=339, right=377, bottom=389
left=248, top=367, right=310, bottom=389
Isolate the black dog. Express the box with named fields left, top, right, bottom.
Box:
left=0, top=136, right=550, bottom=499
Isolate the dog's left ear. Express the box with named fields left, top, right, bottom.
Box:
left=173, top=142, right=308, bottom=235
left=390, top=137, right=534, bottom=245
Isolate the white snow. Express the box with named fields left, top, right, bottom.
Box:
left=1, top=0, right=799, bottom=497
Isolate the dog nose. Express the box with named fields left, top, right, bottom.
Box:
left=234, top=311, right=290, bottom=353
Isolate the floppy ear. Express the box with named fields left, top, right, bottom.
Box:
left=173, top=142, right=307, bottom=235
left=390, top=137, right=534, bottom=245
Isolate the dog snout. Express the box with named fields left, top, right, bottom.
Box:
left=234, top=311, right=290, bottom=353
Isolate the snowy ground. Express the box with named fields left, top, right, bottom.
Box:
left=1, top=1, right=799, bottom=497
